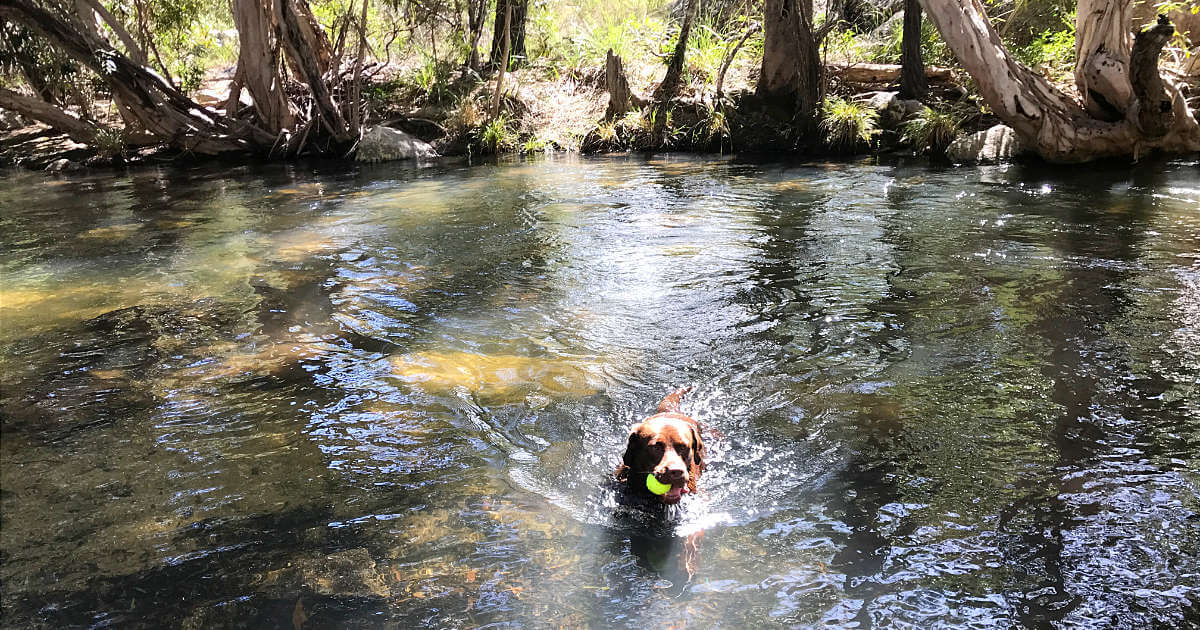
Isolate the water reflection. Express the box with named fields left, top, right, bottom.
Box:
left=1, top=157, right=1198, bottom=628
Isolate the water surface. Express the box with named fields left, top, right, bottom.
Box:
left=2, top=156, right=1198, bottom=628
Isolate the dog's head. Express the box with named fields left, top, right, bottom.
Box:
left=615, top=413, right=706, bottom=504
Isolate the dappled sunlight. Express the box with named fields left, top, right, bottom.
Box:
left=3, top=159, right=1199, bottom=628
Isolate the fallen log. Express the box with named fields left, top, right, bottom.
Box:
left=827, top=63, right=954, bottom=84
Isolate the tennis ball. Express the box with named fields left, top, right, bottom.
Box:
left=646, top=474, right=672, bottom=495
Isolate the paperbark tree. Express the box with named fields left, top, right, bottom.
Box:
left=918, top=0, right=1200, bottom=162
left=0, top=0, right=266, bottom=154
left=0, top=0, right=356, bottom=156
left=756, top=0, right=821, bottom=118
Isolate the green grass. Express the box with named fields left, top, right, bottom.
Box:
left=901, top=106, right=963, bottom=155
left=820, top=96, right=880, bottom=153
left=477, top=115, right=518, bottom=153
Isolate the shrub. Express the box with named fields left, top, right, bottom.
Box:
left=902, top=106, right=963, bottom=155
left=820, top=96, right=880, bottom=153
left=477, top=115, right=518, bottom=153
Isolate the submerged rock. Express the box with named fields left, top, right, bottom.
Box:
left=256, top=548, right=390, bottom=599
left=389, top=351, right=599, bottom=401
left=355, top=126, right=437, bottom=162
left=946, top=124, right=1031, bottom=163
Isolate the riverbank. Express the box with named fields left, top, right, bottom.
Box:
left=3, top=60, right=1197, bottom=172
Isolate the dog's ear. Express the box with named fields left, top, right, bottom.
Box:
left=690, top=426, right=706, bottom=470
left=616, top=426, right=647, bottom=481
left=622, top=426, right=647, bottom=468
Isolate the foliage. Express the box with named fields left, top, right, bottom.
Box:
left=477, top=115, right=518, bottom=152
left=902, top=106, right=963, bottom=155
left=522, top=134, right=548, bottom=153
left=819, top=96, right=880, bottom=153
left=1011, top=10, right=1076, bottom=78
left=408, top=55, right=455, bottom=103
left=93, top=126, right=128, bottom=160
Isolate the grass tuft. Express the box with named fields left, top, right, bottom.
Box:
left=820, top=96, right=880, bottom=153
left=902, top=106, right=963, bottom=155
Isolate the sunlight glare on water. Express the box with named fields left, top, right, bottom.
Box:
left=1, top=156, right=1198, bottom=629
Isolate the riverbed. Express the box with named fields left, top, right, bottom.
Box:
left=2, top=156, right=1198, bottom=628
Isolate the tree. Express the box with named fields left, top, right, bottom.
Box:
left=899, top=0, right=926, bottom=100
left=756, top=0, right=821, bottom=119
left=918, top=0, right=1200, bottom=162
left=0, top=0, right=361, bottom=157
left=488, top=0, right=526, bottom=70
left=653, top=0, right=698, bottom=102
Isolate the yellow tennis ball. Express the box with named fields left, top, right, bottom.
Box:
left=646, top=474, right=672, bottom=495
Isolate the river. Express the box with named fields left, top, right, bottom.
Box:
left=2, top=156, right=1198, bottom=628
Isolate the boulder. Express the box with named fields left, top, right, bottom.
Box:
left=946, top=124, right=1031, bottom=163
left=866, top=91, right=926, bottom=127
left=44, top=158, right=81, bottom=173
left=355, top=126, right=437, bottom=162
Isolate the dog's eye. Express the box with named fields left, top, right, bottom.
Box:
left=676, top=444, right=690, bottom=456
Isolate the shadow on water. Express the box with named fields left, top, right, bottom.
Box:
left=2, top=156, right=1199, bottom=628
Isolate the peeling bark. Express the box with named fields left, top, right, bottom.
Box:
left=278, top=0, right=351, bottom=144
left=0, top=86, right=99, bottom=143
left=0, top=0, right=272, bottom=154
left=1129, top=15, right=1175, bottom=138
left=918, top=0, right=1200, bottom=162
left=1075, top=0, right=1131, bottom=120
left=232, top=0, right=294, bottom=133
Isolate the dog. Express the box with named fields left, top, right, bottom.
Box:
left=615, top=387, right=706, bottom=505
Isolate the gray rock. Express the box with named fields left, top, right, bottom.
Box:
left=44, top=158, right=81, bottom=173
left=0, top=109, right=26, bottom=130
left=867, top=91, right=926, bottom=127
left=355, top=126, right=437, bottom=162
left=946, top=124, right=1031, bottom=163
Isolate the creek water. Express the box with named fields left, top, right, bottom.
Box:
left=1, top=156, right=1198, bottom=629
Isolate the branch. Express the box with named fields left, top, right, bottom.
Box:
left=716, top=22, right=759, bottom=98
left=0, top=86, right=100, bottom=143
left=1130, top=15, right=1175, bottom=138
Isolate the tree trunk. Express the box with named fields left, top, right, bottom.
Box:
left=232, top=0, right=294, bottom=133
left=74, top=0, right=147, bottom=65
left=280, top=0, right=333, bottom=77
left=491, top=1, right=512, bottom=118
left=757, top=0, right=821, bottom=118
left=0, top=86, right=99, bottom=143
left=653, top=0, right=698, bottom=102
left=604, top=49, right=646, bottom=119
left=277, top=0, right=351, bottom=144
left=466, top=0, right=486, bottom=70
left=0, top=0, right=273, bottom=154
left=899, top=0, right=926, bottom=99
left=918, top=0, right=1200, bottom=162
left=488, top=0, right=526, bottom=70
left=1075, top=0, right=1130, bottom=120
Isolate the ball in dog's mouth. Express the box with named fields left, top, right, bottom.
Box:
left=646, top=475, right=687, bottom=503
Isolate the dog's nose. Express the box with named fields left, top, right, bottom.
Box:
left=656, top=467, right=686, bottom=484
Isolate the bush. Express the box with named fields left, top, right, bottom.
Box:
left=902, top=106, right=963, bottom=155
left=1013, top=24, right=1076, bottom=79
left=477, top=115, right=518, bottom=153
left=820, top=96, right=880, bottom=153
